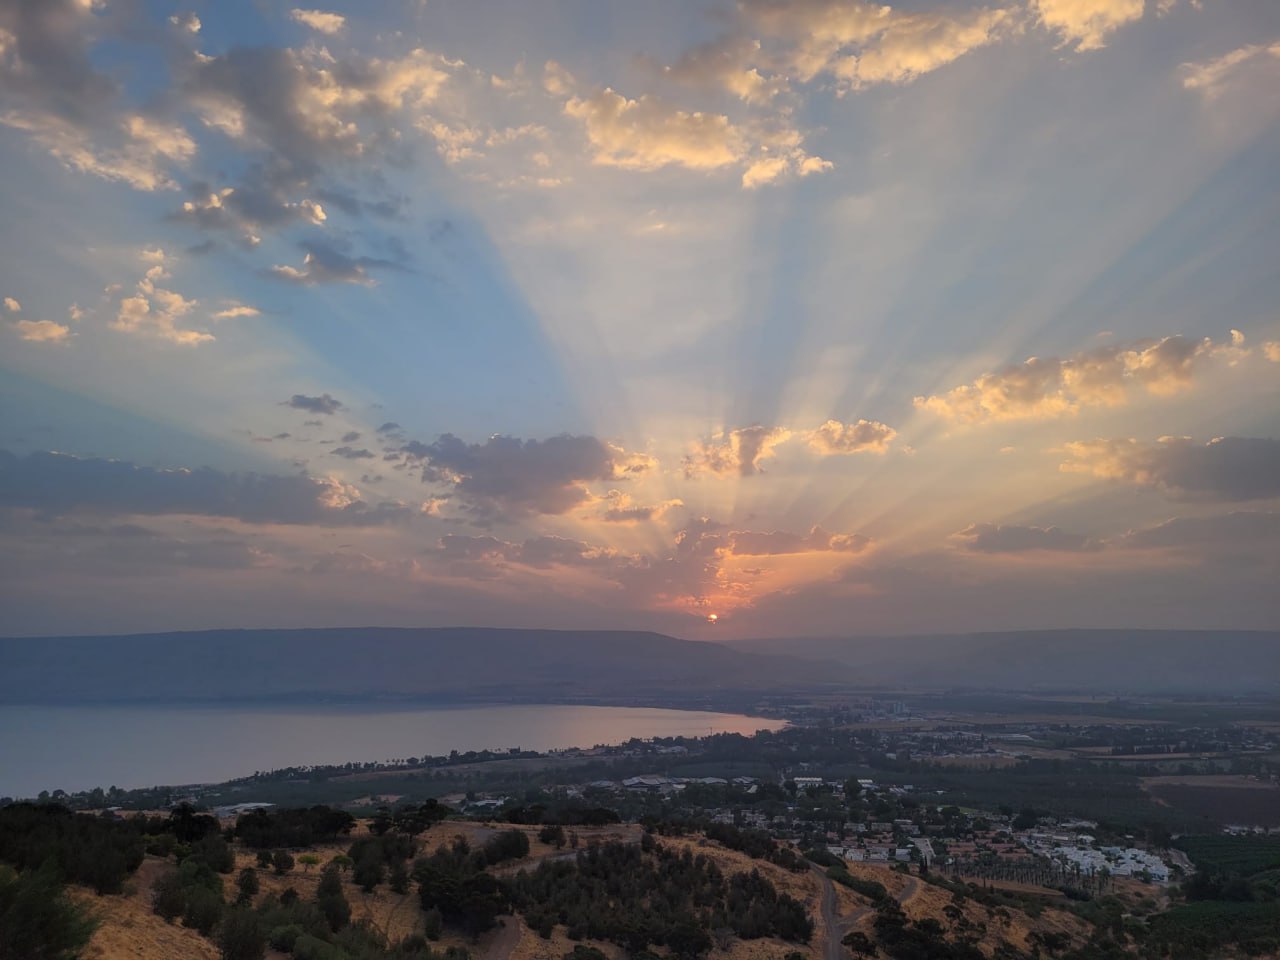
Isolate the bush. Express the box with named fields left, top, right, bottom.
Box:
left=292, top=933, right=348, bottom=960
left=269, top=923, right=305, bottom=952
left=273, top=850, right=295, bottom=875
left=152, top=869, right=186, bottom=922
left=184, top=884, right=224, bottom=936
left=0, top=862, right=97, bottom=960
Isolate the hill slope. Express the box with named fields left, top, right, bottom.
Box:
left=727, top=629, right=1280, bottom=693
left=0, top=626, right=854, bottom=704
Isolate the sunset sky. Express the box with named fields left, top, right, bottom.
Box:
left=1, top=0, right=1277, bottom=638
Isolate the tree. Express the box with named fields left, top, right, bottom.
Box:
left=842, top=931, right=876, bottom=956
left=273, top=850, right=295, bottom=875
left=297, top=853, right=321, bottom=872
left=315, top=865, right=350, bottom=932
left=236, top=867, right=260, bottom=904
left=217, top=906, right=266, bottom=960
left=255, top=850, right=273, bottom=869
left=538, top=824, right=567, bottom=849
left=0, top=862, right=97, bottom=960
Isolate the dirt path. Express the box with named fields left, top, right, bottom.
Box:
left=813, top=864, right=924, bottom=960
left=484, top=915, right=524, bottom=960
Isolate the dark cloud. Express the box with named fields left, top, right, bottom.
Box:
left=286, top=393, right=344, bottom=415
left=332, top=446, right=375, bottom=460
left=377, top=422, right=403, bottom=434
left=341, top=431, right=361, bottom=443
left=1117, top=512, right=1280, bottom=550
left=0, top=449, right=409, bottom=526
left=1063, top=436, right=1280, bottom=502
left=402, top=433, right=655, bottom=516
left=954, top=523, right=1096, bottom=553
left=269, top=240, right=400, bottom=286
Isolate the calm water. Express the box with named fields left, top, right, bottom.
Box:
left=0, top=703, right=784, bottom=798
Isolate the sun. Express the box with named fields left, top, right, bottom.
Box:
left=706, top=613, right=719, bottom=624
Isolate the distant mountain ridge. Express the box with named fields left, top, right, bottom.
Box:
left=727, top=629, right=1280, bottom=694
left=0, top=626, right=855, bottom=705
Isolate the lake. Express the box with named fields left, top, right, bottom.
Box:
left=0, top=703, right=785, bottom=798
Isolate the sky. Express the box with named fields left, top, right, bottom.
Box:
left=0, top=0, right=1277, bottom=639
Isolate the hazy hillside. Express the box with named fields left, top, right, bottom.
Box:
left=728, top=629, right=1280, bottom=694
left=0, top=626, right=854, bottom=705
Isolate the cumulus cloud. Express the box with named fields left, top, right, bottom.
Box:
left=915, top=332, right=1247, bottom=423
left=403, top=433, right=656, bottom=516
left=684, top=425, right=792, bottom=477
left=290, top=9, right=346, bottom=34
left=1033, top=0, right=1145, bottom=52
left=1181, top=41, right=1280, bottom=99
left=1265, top=342, right=1280, bottom=363
left=554, top=66, right=829, bottom=188
left=954, top=522, right=1096, bottom=553
left=1061, top=436, right=1280, bottom=502
left=0, top=1, right=198, bottom=190
left=0, top=449, right=413, bottom=526
left=807, top=418, right=897, bottom=455
left=3, top=298, right=20, bottom=312
left=110, top=252, right=212, bottom=345
left=13, top=319, right=72, bottom=342
left=729, top=525, right=871, bottom=555
left=286, top=393, right=344, bottom=415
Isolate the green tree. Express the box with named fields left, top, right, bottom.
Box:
left=272, top=850, right=295, bottom=875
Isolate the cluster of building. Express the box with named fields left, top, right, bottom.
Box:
left=1020, top=832, right=1172, bottom=882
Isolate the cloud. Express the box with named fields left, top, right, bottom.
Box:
left=3, top=298, right=20, bottom=312
left=110, top=252, right=212, bottom=345
left=1061, top=436, right=1280, bottom=502
left=269, top=241, right=394, bottom=286
left=684, top=425, right=792, bottom=477
left=212, top=302, right=260, bottom=319
left=915, top=332, right=1246, bottom=423
left=1265, top=342, right=1280, bottom=363
left=286, top=393, right=344, bottom=415
left=0, top=449, right=413, bottom=526
left=332, top=446, right=375, bottom=460
left=738, top=0, right=1014, bottom=91
left=954, top=522, right=1096, bottom=553
left=554, top=69, right=829, bottom=188
left=431, top=533, right=629, bottom=575
left=290, top=9, right=346, bottom=34
left=1033, top=0, right=1144, bottom=52
left=0, top=1, right=196, bottom=191
left=729, top=525, right=871, bottom=555
left=1181, top=41, right=1280, bottom=99
left=1116, top=511, right=1280, bottom=550
left=597, top=491, right=683, bottom=524
left=807, top=418, right=897, bottom=455
left=13, top=319, right=71, bottom=342
left=182, top=45, right=452, bottom=170
left=403, top=432, right=655, bottom=516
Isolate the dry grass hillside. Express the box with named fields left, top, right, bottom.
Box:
left=66, top=820, right=1097, bottom=960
